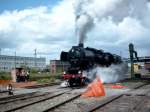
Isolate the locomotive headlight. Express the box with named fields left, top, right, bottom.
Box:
left=63, top=71, right=66, bottom=74
left=78, top=71, right=81, bottom=74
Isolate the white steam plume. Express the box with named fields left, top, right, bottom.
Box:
left=73, top=0, right=149, bottom=83
left=74, top=0, right=149, bottom=44
left=84, top=63, right=128, bottom=83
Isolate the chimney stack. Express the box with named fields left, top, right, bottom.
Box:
left=79, top=43, right=84, bottom=47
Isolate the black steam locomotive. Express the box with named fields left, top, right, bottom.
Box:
left=60, top=43, right=122, bottom=86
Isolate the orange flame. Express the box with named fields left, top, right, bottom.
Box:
left=82, top=77, right=105, bottom=97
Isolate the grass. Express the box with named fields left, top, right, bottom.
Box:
left=29, top=72, right=62, bottom=84
left=0, top=71, right=63, bottom=84
left=0, top=72, right=11, bottom=80
left=37, top=78, right=56, bottom=84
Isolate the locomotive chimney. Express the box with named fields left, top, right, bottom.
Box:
left=79, top=43, right=84, bottom=47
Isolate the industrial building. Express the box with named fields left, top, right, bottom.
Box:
left=50, top=60, right=70, bottom=74
left=0, top=55, right=46, bottom=72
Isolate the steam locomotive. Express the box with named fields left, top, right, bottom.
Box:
left=60, top=43, right=122, bottom=86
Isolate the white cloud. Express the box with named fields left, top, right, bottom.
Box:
left=0, top=0, right=150, bottom=63
left=0, top=0, right=76, bottom=62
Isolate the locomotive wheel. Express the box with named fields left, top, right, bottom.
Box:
left=68, top=78, right=82, bottom=87
left=68, top=78, right=74, bottom=87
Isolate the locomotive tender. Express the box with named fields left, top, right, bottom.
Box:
left=60, top=43, right=122, bottom=86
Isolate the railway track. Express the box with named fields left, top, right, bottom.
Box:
left=0, top=92, right=38, bottom=104
left=0, top=92, right=53, bottom=104
left=0, top=90, right=11, bottom=98
left=46, top=82, right=150, bottom=112
left=93, top=95, right=150, bottom=112
left=0, top=90, right=8, bottom=93
left=25, top=83, right=60, bottom=89
left=80, top=83, right=150, bottom=112
left=0, top=90, right=71, bottom=112
left=13, top=92, right=81, bottom=112
left=0, top=81, right=150, bottom=112
left=0, top=90, right=8, bottom=95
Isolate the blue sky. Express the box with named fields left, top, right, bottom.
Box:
left=0, top=0, right=60, bottom=13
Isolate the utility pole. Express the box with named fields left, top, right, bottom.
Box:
left=34, top=49, right=37, bottom=68
left=0, top=48, right=1, bottom=55
left=14, top=51, right=16, bottom=69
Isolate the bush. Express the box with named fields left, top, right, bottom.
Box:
left=30, top=68, right=39, bottom=74
left=0, top=72, right=11, bottom=80
left=37, top=77, right=56, bottom=84
left=37, top=78, right=51, bottom=84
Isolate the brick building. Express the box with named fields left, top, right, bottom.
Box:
left=50, top=60, right=70, bottom=74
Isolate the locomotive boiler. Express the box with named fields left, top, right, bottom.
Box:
left=60, top=43, right=122, bottom=86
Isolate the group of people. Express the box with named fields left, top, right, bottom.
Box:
left=16, top=69, right=29, bottom=82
